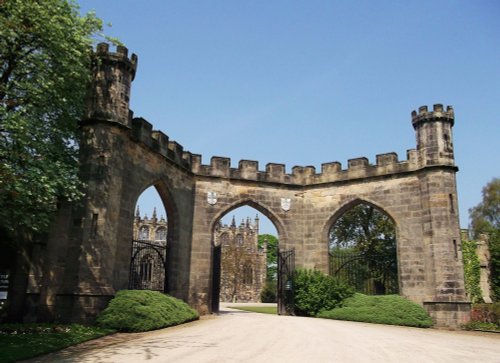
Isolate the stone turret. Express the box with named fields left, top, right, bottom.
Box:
left=412, top=104, right=455, bottom=167
left=84, top=43, right=138, bottom=127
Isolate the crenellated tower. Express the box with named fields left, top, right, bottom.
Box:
left=65, top=44, right=139, bottom=318
left=85, top=43, right=138, bottom=127
left=411, top=104, right=466, bottom=325
left=412, top=104, right=455, bottom=167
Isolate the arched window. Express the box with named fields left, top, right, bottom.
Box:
left=138, top=226, right=150, bottom=240
left=139, top=255, right=153, bottom=282
left=155, top=227, right=167, bottom=241
left=243, top=264, right=253, bottom=284
left=236, top=234, right=243, bottom=245
left=220, top=233, right=229, bottom=246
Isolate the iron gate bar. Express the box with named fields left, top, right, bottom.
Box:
left=277, top=248, right=295, bottom=315
left=129, top=239, right=167, bottom=292
left=329, top=251, right=398, bottom=295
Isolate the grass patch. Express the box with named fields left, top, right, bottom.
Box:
left=0, top=324, right=115, bottom=363
left=96, top=290, right=199, bottom=332
left=462, top=320, right=500, bottom=332
left=317, top=293, right=434, bottom=328
left=230, top=306, right=277, bottom=314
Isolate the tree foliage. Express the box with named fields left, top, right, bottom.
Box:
left=0, top=0, right=108, bottom=239
left=329, top=203, right=398, bottom=294
left=470, top=178, right=500, bottom=235
left=329, top=203, right=396, bottom=253
left=258, top=234, right=278, bottom=281
left=469, top=178, right=500, bottom=301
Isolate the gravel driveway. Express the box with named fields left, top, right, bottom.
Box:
left=25, top=304, right=500, bottom=363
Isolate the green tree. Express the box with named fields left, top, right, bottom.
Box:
left=0, top=0, right=110, bottom=239
left=258, top=234, right=278, bottom=303
left=258, top=234, right=278, bottom=281
left=469, top=178, right=500, bottom=301
left=329, top=203, right=398, bottom=295
left=0, top=0, right=114, bottom=321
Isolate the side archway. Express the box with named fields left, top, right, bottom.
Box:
left=128, top=179, right=181, bottom=295
left=324, top=198, right=400, bottom=295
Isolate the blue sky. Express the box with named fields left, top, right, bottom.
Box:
left=78, top=1, right=499, bottom=235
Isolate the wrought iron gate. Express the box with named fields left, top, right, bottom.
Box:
left=211, top=244, right=222, bottom=313
left=129, top=239, right=167, bottom=292
left=329, top=250, right=398, bottom=295
left=277, top=248, right=295, bottom=315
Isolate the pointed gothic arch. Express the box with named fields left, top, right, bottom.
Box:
left=130, top=179, right=181, bottom=295
left=210, top=198, right=287, bottom=245
left=210, top=199, right=281, bottom=311
left=322, top=197, right=399, bottom=241
left=326, top=198, right=399, bottom=295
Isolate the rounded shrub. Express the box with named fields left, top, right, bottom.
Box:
left=293, top=269, right=354, bottom=317
left=317, top=293, right=434, bottom=328
left=261, top=281, right=277, bottom=303
left=96, top=290, right=199, bottom=332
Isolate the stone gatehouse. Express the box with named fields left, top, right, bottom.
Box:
left=24, top=44, right=470, bottom=328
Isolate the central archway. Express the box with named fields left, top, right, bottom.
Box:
left=209, top=200, right=285, bottom=313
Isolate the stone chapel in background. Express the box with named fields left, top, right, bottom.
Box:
left=133, top=210, right=267, bottom=302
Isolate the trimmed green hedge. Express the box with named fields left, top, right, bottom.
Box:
left=317, top=293, right=433, bottom=328
left=96, top=290, right=199, bottom=332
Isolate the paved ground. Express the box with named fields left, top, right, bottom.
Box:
left=25, top=304, right=500, bottom=363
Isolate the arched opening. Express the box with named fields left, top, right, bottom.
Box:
left=328, top=201, right=399, bottom=295
left=211, top=203, right=281, bottom=312
left=129, top=186, right=169, bottom=292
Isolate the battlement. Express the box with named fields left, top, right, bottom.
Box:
left=125, top=109, right=426, bottom=185
left=102, top=101, right=451, bottom=184
left=95, top=43, right=138, bottom=80
left=131, top=117, right=191, bottom=169
left=191, top=150, right=420, bottom=186
left=411, top=104, right=454, bottom=128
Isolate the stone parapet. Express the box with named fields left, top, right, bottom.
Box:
left=411, top=104, right=454, bottom=129
left=191, top=150, right=421, bottom=185
left=107, top=105, right=449, bottom=187
left=131, top=117, right=191, bottom=169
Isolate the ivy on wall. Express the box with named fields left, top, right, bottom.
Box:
left=462, top=238, right=483, bottom=303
